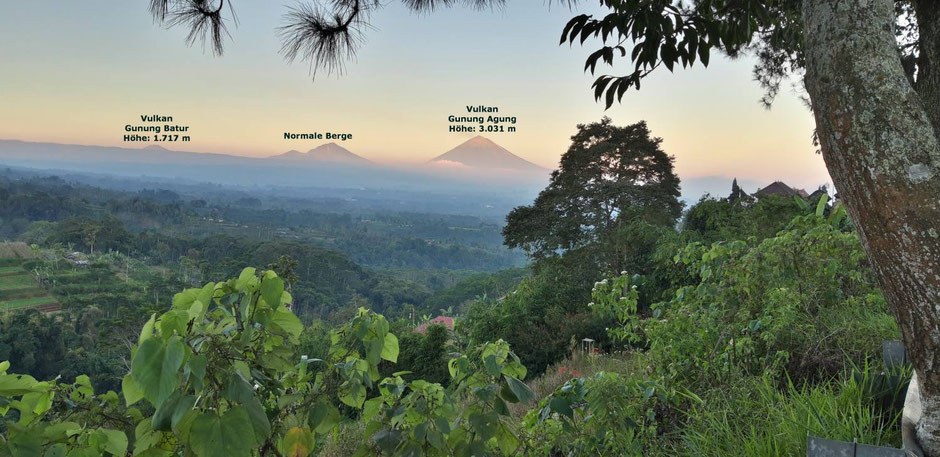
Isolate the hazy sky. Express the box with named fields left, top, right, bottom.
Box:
left=0, top=1, right=829, bottom=192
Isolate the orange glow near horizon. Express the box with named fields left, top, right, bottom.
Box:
left=0, top=2, right=831, bottom=193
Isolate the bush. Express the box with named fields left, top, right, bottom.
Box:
left=629, top=214, right=896, bottom=387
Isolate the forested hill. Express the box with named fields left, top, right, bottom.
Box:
left=0, top=168, right=526, bottom=321
left=0, top=169, right=524, bottom=270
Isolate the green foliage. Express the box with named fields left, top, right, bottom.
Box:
left=0, top=270, right=541, bottom=457
left=422, top=268, right=528, bottom=315
left=597, top=210, right=896, bottom=389
left=523, top=372, right=674, bottom=456
left=682, top=193, right=805, bottom=244
left=561, top=1, right=806, bottom=107
left=0, top=311, right=72, bottom=383
left=464, top=257, right=609, bottom=375
left=0, top=172, right=908, bottom=455
left=361, top=339, right=534, bottom=456
left=393, top=324, right=451, bottom=386
left=504, top=118, right=682, bottom=270
left=0, top=362, right=133, bottom=457
left=589, top=274, right=642, bottom=346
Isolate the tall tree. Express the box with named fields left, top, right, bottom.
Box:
left=503, top=118, right=681, bottom=273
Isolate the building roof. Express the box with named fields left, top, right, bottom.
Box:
left=414, top=316, right=455, bottom=334
left=756, top=181, right=809, bottom=198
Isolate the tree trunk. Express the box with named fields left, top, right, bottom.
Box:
left=801, top=0, right=940, bottom=453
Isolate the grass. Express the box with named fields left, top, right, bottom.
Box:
left=0, top=287, right=46, bottom=300
left=0, top=296, right=57, bottom=310
left=512, top=351, right=905, bottom=457
left=675, top=370, right=903, bottom=457
left=0, top=273, right=38, bottom=289
left=0, top=262, right=58, bottom=311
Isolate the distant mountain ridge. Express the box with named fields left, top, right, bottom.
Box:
left=270, top=142, right=371, bottom=165
left=429, top=136, right=547, bottom=173
left=0, top=139, right=804, bottom=202
left=0, top=138, right=550, bottom=195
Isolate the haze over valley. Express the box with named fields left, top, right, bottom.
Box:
left=0, top=136, right=785, bottom=216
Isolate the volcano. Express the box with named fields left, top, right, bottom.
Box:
left=428, top=136, right=547, bottom=173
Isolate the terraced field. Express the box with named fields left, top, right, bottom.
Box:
left=0, top=242, right=58, bottom=312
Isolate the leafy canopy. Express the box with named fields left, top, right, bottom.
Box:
left=503, top=118, right=682, bottom=263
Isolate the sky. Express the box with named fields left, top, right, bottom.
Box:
left=0, top=1, right=830, bottom=193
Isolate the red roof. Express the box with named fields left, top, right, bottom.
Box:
left=414, top=316, right=455, bottom=334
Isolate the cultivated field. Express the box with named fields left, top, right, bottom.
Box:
left=0, top=243, right=58, bottom=312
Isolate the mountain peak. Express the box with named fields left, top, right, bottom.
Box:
left=464, top=135, right=494, bottom=145
left=429, top=137, right=547, bottom=173
left=271, top=142, right=370, bottom=165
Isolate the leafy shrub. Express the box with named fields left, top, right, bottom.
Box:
left=606, top=213, right=897, bottom=387
left=522, top=371, right=676, bottom=456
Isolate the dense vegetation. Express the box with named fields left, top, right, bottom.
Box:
left=0, top=119, right=911, bottom=456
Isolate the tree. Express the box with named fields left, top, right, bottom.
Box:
left=81, top=224, right=99, bottom=255
left=503, top=118, right=682, bottom=274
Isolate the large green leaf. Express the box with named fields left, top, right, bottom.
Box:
left=307, top=400, right=339, bottom=434
left=380, top=333, right=399, bottom=363
left=138, top=314, right=156, bottom=345
left=133, top=418, right=169, bottom=457
left=815, top=193, right=829, bottom=217
left=504, top=376, right=535, bottom=404
left=185, top=354, right=207, bottom=391
left=260, top=275, right=284, bottom=309
left=495, top=423, right=520, bottom=455
left=16, top=390, right=53, bottom=421
left=235, top=267, right=258, bottom=291
left=172, top=288, right=200, bottom=310
left=151, top=391, right=195, bottom=432
left=7, top=431, right=41, bottom=457
left=188, top=408, right=258, bottom=457
left=0, top=373, right=44, bottom=396
left=99, top=429, right=128, bottom=457
left=222, top=375, right=270, bottom=441
left=158, top=310, right=189, bottom=338
left=271, top=306, right=302, bottom=342
left=131, top=336, right=185, bottom=406
left=121, top=374, right=144, bottom=407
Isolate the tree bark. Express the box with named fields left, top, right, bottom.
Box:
left=801, top=0, right=940, bottom=453
left=913, top=0, right=940, bottom=135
